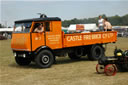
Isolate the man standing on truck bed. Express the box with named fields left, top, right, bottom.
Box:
left=98, top=15, right=104, bottom=31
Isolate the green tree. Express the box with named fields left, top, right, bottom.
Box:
left=62, top=14, right=128, bottom=27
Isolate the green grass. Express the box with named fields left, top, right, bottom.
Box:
left=0, top=38, right=128, bottom=85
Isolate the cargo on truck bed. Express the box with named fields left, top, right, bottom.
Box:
left=11, top=15, right=117, bottom=68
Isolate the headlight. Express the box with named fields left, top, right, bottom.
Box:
left=13, top=52, right=17, bottom=57
left=117, top=52, right=122, bottom=56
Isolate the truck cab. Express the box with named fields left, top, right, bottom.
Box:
left=11, top=17, right=63, bottom=67
left=11, top=17, right=62, bottom=51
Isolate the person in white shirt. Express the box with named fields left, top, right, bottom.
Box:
left=98, top=15, right=104, bottom=31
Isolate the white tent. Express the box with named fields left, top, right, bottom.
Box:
left=68, top=23, right=98, bottom=31
left=0, top=28, right=13, bottom=32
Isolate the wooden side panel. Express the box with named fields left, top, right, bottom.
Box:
left=83, top=32, right=102, bottom=45
left=63, top=31, right=117, bottom=48
left=63, top=34, right=83, bottom=47
left=101, top=31, right=117, bottom=43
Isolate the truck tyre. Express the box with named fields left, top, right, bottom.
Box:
left=35, top=50, right=54, bottom=68
left=87, top=45, right=104, bottom=60
left=68, top=53, right=81, bottom=60
left=68, top=47, right=83, bottom=60
left=15, top=56, right=31, bottom=66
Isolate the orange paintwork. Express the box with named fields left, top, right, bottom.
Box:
left=45, top=21, right=62, bottom=49
left=31, top=33, right=45, bottom=51
left=63, top=31, right=117, bottom=47
left=11, top=33, right=31, bottom=51
left=11, top=20, right=117, bottom=52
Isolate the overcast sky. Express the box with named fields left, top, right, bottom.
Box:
left=1, top=0, right=128, bottom=27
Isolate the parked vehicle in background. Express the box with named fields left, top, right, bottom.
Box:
left=0, top=28, right=13, bottom=39
left=0, top=35, right=7, bottom=40
left=113, top=26, right=128, bottom=37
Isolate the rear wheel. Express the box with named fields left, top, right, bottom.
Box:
left=35, top=50, right=54, bottom=68
left=87, top=45, right=105, bottom=60
left=68, top=53, right=81, bottom=60
left=15, top=56, right=31, bottom=66
left=68, top=47, right=83, bottom=60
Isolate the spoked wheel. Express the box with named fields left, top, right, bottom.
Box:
left=96, top=64, right=105, bottom=74
left=104, top=64, right=117, bottom=76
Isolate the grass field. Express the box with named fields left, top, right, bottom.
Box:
left=0, top=38, right=128, bottom=85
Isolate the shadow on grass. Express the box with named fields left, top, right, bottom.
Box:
left=9, top=62, right=40, bottom=69
left=9, top=57, right=92, bottom=69
left=55, top=57, right=90, bottom=65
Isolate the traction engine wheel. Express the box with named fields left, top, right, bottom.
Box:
left=104, top=64, right=117, bottom=76
left=96, top=64, right=105, bottom=74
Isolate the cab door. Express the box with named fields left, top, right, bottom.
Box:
left=31, top=22, right=45, bottom=51
left=45, top=21, right=62, bottom=49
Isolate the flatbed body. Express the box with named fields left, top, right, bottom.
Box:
left=63, top=31, right=117, bottom=48
left=11, top=31, right=117, bottom=51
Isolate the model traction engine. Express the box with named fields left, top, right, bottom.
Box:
left=96, top=48, right=128, bottom=76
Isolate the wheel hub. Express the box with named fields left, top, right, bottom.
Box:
left=41, top=55, right=49, bottom=64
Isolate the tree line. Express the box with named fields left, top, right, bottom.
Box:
left=62, top=14, right=128, bottom=27
left=0, top=23, right=12, bottom=28
left=1, top=14, right=128, bottom=28
left=0, top=24, right=5, bottom=28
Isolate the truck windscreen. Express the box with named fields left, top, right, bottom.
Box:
left=14, top=22, right=32, bottom=33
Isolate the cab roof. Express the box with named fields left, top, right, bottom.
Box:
left=15, top=17, right=61, bottom=23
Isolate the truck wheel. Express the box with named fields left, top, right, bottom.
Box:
left=35, top=50, right=54, bottom=68
left=15, top=56, right=31, bottom=66
left=87, top=45, right=104, bottom=60
left=68, top=47, right=83, bottom=60
left=68, top=53, right=81, bottom=60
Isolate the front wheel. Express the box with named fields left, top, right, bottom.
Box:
left=15, top=56, right=31, bottom=66
left=35, top=50, right=54, bottom=68
left=68, top=47, right=83, bottom=60
left=96, top=64, right=105, bottom=74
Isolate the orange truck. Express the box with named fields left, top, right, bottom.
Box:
left=11, top=16, right=117, bottom=68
